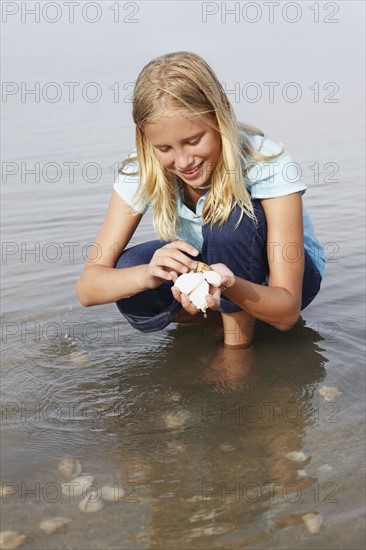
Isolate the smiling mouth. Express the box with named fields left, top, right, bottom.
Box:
left=179, top=162, right=203, bottom=175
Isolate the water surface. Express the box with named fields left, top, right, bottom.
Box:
left=1, top=2, right=365, bottom=548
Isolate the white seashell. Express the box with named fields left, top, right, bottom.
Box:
left=58, top=458, right=81, bottom=479
left=219, top=443, right=236, bottom=452
left=0, top=531, right=26, bottom=550
left=101, top=485, right=125, bottom=502
left=302, top=512, right=323, bottom=534
left=174, top=272, right=204, bottom=294
left=285, top=451, right=308, bottom=462
left=318, top=386, right=342, bottom=401
left=174, top=269, right=222, bottom=313
left=39, top=517, right=72, bottom=535
left=62, top=475, right=94, bottom=496
left=189, top=280, right=210, bottom=313
left=78, top=492, right=104, bottom=513
left=317, top=464, right=333, bottom=473
left=69, top=351, right=89, bottom=365
left=174, top=273, right=209, bottom=313
left=163, top=411, right=190, bottom=429
left=164, top=391, right=182, bottom=403
left=204, top=270, right=222, bottom=287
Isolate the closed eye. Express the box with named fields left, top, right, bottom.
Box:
left=187, top=136, right=202, bottom=146
left=155, top=135, right=203, bottom=152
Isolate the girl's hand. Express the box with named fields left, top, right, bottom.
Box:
left=144, top=240, right=199, bottom=289
left=171, top=263, right=236, bottom=316
left=209, top=263, right=236, bottom=290
left=171, top=283, right=221, bottom=315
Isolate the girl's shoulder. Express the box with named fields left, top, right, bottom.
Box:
left=239, top=130, right=307, bottom=199
left=239, top=129, right=284, bottom=158
left=114, top=152, right=148, bottom=214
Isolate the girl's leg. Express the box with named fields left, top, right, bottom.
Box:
left=301, top=252, right=322, bottom=310
left=220, top=310, right=256, bottom=348
left=202, top=201, right=267, bottom=346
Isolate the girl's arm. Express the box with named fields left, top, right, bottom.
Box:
left=218, top=192, right=305, bottom=330
left=76, top=190, right=145, bottom=306
left=172, top=192, right=305, bottom=331
left=77, top=191, right=199, bottom=306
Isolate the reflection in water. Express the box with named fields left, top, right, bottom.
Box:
left=201, top=345, right=264, bottom=394
left=82, top=320, right=329, bottom=548
left=0, top=319, right=342, bottom=549
left=1, top=312, right=359, bottom=549
left=147, top=323, right=327, bottom=547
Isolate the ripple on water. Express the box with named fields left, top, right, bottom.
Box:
left=1, top=25, right=365, bottom=548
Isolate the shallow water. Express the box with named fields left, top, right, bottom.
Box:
left=1, top=2, right=365, bottom=549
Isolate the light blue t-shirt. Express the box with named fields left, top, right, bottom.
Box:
left=113, top=133, right=325, bottom=277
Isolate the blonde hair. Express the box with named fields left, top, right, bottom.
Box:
left=120, top=51, right=283, bottom=240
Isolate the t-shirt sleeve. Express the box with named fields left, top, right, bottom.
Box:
left=113, top=159, right=149, bottom=215
left=245, top=135, right=307, bottom=199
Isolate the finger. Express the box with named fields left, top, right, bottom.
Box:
left=172, top=287, right=200, bottom=315
left=169, top=271, right=179, bottom=282
left=156, top=251, right=198, bottom=272
left=151, top=268, right=172, bottom=281
left=219, top=277, right=229, bottom=288
left=180, top=292, right=191, bottom=308
left=220, top=275, right=234, bottom=288
left=156, top=257, right=190, bottom=274
left=206, top=294, right=220, bottom=311
left=181, top=293, right=199, bottom=315
left=166, top=241, right=199, bottom=257
left=171, top=286, right=182, bottom=303
left=210, top=287, right=222, bottom=301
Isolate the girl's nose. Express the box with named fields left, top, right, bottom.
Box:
left=175, top=150, right=194, bottom=171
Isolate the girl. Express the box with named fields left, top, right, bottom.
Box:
left=77, top=51, right=324, bottom=349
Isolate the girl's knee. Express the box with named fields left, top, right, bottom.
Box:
left=115, top=240, right=167, bottom=269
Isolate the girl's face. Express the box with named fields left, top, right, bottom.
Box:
left=144, top=115, right=221, bottom=190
